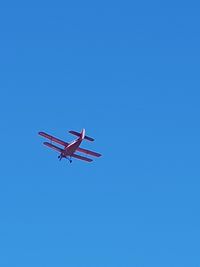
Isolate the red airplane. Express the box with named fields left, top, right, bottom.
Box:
left=38, top=129, right=101, bottom=163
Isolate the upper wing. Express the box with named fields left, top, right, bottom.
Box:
left=71, top=153, right=93, bottom=162
left=76, top=147, right=102, bottom=157
left=39, top=132, right=68, bottom=147
left=43, top=142, right=64, bottom=153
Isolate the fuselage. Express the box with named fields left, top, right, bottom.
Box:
left=62, top=138, right=82, bottom=157
left=60, top=129, right=85, bottom=158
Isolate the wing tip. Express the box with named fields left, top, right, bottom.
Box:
left=85, top=136, right=95, bottom=142
left=38, top=131, right=46, bottom=136
left=92, top=154, right=101, bottom=157
left=43, top=141, right=49, bottom=145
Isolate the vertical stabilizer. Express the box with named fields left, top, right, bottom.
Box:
left=81, top=128, right=86, bottom=140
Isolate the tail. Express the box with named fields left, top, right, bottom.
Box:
left=69, top=129, right=94, bottom=141
left=81, top=128, right=86, bottom=140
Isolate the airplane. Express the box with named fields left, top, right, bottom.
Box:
left=38, top=129, right=101, bottom=163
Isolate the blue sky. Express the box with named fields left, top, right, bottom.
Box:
left=1, top=1, right=200, bottom=266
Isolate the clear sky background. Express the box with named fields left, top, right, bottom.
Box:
left=1, top=1, right=200, bottom=266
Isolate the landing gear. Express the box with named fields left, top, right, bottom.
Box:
left=58, top=155, right=62, bottom=161
left=58, top=154, right=72, bottom=163
left=68, top=157, right=72, bottom=163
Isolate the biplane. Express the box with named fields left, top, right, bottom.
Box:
left=38, top=129, right=101, bottom=163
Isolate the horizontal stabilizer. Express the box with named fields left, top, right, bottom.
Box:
left=69, top=130, right=94, bottom=141
left=43, top=142, right=64, bottom=153
left=71, top=153, right=93, bottom=162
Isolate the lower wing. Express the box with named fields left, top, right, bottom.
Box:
left=43, top=142, right=64, bottom=153
left=76, top=147, right=101, bottom=157
left=71, top=153, right=93, bottom=162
